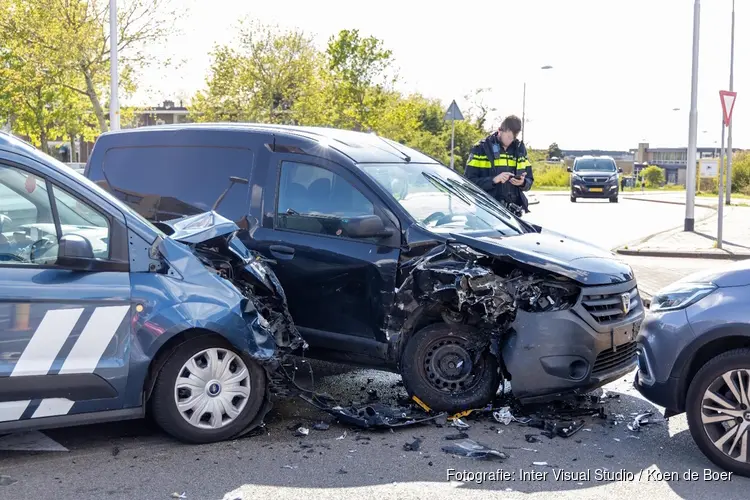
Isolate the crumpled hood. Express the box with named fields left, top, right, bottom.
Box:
left=449, top=231, right=634, bottom=286
left=676, top=259, right=750, bottom=288
left=163, top=211, right=238, bottom=244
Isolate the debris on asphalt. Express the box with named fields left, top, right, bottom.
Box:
left=441, top=439, right=509, bottom=461
left=532, top=462, right=549, bottom=467
left=336, top=431, right=347, bottom=440
left=0, top=476, right=16, bottom=487
left=295, top=427, right=309, bottom=437
left=525, top=434, right=540, bottom=443
left=445, top=432, right=469, bottom=441
left=605, top=454, right=615, bottom=458
left=493, top=407, right=514, bottom=425
left=403, top=438, right=422, bottom=451
left=627, top=411, right=655, bottom=432
left=367, top=389, right=379, bottom=402
left=312, top=422, right=330, bottom=431
left=521, top=447, right=538, bottom=452
left=451, top=418, right=470, bottom=430
left=282, top=465, right=298, bottom=469
left=170, top=493, right=187, bottom=499
left=558, top=421, right=584, bottom=438
left=300, top=395, right=446, bottom=430
left=337, top=468, right=348, bottom=474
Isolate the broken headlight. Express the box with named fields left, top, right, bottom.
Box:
left=650, top=282, right=716, bottom=312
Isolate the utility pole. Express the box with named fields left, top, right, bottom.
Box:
left=109, top=0, right=120, bottom=131
left=685, top=0, right=700, bottom=232
left=726, top=0, right=735, bottom=204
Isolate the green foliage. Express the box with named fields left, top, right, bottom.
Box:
left=547, top=142, right=563, bottom=159
left=642, top=165, right=665, bottom=188
left=731, top=151, right=750, bottom=195
left=191, top=24, right=488, bottom=171
left=534, top=165, right=569, bottom=187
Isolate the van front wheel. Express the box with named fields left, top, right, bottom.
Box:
left=400, top=323, right=500, bottom=413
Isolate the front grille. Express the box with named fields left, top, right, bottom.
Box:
left=582, top=287, right=639, bottom=324
left=593, top=341, right=637, bottom=375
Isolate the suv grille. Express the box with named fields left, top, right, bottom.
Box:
left=582, top=287, right=639, bottom=324
left=592, top=341, right=637, bottom=375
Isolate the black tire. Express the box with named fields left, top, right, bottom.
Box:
left=570, top=195, right=577, bottom=203
left=686, top=348, right=750, bottom=477
left=400, top=323, right=500, bottom=413
left=150, top=335, right=266, bottom=444
left=610, top=196, right=618, bottom=203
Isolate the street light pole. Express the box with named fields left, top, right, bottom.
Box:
left=685, top=0, right=700, bottom=232
left=726, top=0, right=735, bottom=204
left=520, top=65, right=553, bottom=144
left=109, top=0, right=120, bottom=131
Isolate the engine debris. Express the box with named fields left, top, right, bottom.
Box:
left=441, top=439, right=508, bottom=461
left=628, top=411, right=655, bottom=432
left=300, top=395, right=446, bottom=430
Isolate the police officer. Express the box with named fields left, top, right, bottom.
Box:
left=465, top=115, right=534, bottom=215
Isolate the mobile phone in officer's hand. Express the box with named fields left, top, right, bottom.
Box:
left=513, top=174, right=524, bottom=180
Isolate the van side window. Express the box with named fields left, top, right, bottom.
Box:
left=0, top=165, right=56, bottom=264
left=276, top=161, right=374, bottom=237
left=102, top=146, right=253, bottom=223
left=51, top=185, right=111, bottom=260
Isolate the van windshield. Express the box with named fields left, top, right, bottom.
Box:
left=359, top=163, right=523, bottom=236
left=574, top=158, right=617, bottom=172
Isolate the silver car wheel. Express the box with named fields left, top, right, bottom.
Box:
left=701, top=369, right=750, bottom=463
left=174, top=348, right=251, bottom=430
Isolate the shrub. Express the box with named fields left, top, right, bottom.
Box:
left=642, top=165, right=665, bottom=188
left=731, top=151, right=750, bottom=193
left=533, top=165, right=569, bottom=187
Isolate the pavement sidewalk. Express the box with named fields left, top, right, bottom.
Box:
left=616, top=205, right=750, bottom=259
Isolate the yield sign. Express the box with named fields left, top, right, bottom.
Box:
left=720, top=90, right=738, bottom=127
left=444, top=100, right=464, bottom=121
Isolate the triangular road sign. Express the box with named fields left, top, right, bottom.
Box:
left=444, top=100, right=464, bottom=121
left=720, top=90, right=738, bottom=127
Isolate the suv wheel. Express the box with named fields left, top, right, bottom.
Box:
left=151, top=336, right=266, bottom=444
left=610, top=196, right=618, bottom=203
left=400, top=323, right=500, bottom=412
left=686, top=348, right=750, bottom=477
left=570, top=195, right=577, bottom=203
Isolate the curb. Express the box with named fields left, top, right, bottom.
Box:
left=621, top=196, right=714, bottom=209
left=616, top=248, right=750, bottom=260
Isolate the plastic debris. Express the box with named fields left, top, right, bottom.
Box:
left=171, top=493, right=187, bottom=499
left=525, top=434, right=540, bottom=443
left=445, top=432, right=469, bottom=441
left=403, top=438, right=422, bottom=451
left=313, top=422, right=330, bottom=431
left=451, top=418, right=471, bottom=430
left=295, top=427, right=309, bottom=437
left=337, top=468, right=348, bottom=474
left=558, top=421, right=584, bottom=438
left=493, top=407, right=514, bottom=425
left=628, top=411, right=654, bottom=432
left=282, top=465, right=298, bottom=469
left=441, top=439, right=508, bottom=461
left=532, top=461, right=549, bottom=467
left=301, top=395, right=446, bottom=429
left=0, top=476, right=17, bottom=487
left=336, top=431, right=347, bottom=440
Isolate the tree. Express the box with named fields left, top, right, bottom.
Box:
left=191, top=21, right=319, bottom=124
left=730, top=151, right=750, bottom=195
left=642, top=165, right=665, bottom=188
left=547, top=142, right=563, bottom=159
left=0, top=0, right=180, bottom=133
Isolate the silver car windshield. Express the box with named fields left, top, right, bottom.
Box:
left=359, top=163, right=523, bottom=236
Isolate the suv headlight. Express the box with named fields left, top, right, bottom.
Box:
left=572, top=174, right=582, bottom=181
left=650, top=282, right=716, bottom=312
left=608, top=174, right=618, bottom=182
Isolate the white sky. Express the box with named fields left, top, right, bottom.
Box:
left=132, top=0, right=746, bottom=151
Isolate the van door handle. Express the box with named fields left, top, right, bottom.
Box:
left=269, top=245, right=295, bottom=260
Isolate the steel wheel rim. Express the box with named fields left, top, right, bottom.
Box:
left=701, top=368, right=750, bottom=463
left=174, top=348, right=251, bottom=430
left=422, top=337, right=482, bottom=393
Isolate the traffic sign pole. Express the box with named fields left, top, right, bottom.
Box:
left=450, top=119, right=456, bottom=170
left=717, top=90, right=738, bottom=250
left=443, top=100, right=464, bottom=170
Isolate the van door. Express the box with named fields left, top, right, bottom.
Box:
left=0, top=158, right=132, bottom=427
left=248, top=154, right=400, bottom=360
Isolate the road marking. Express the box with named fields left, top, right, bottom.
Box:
left=11, top=308, right=84, bottom=377
left=31, top=398, right=75, bottom=419
left=59, top=306, right=129, bottom=375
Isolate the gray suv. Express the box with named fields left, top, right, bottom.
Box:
left=568, top=156, right=622, bottom=203
left=635, top=260, right=750, bottom=476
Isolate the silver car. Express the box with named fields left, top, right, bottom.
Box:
left=635, top=259, right=750, bottom=476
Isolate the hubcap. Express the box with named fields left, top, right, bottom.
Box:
left=701, top=369, right=750, bottom=463
left=423, top=337, right=482, bottom=393
left=174, top=348, right=251, bottom=430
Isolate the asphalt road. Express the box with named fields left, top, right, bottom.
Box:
left=0, top=195, right=745, bottom=500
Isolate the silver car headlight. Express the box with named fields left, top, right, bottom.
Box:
left=650, top=282, right=717, bottom=312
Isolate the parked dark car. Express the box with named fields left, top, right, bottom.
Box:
left=84, top=124, right=645, bottom=412
left=568, top=156, right=622, bottom=203
left=635, top=260, right=750, bottom=477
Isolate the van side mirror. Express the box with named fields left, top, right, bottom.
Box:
left=618, top=167, right=623, bottom=173
left=566, top=166, right=572, bottom=173
left=342, top=215, right=395, bottom=239
left=57, top=234, right=96, bottom=270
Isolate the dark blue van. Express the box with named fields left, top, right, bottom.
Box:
left=85, top=124, right=646, bottom=412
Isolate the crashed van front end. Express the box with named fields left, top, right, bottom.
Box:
left=131, top=212, right=304, bottom=436
left=389, top=228, right=645, bottom=409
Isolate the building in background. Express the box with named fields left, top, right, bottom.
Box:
left=629, top=142, right=743, bottom=186
left=131, top=100, right=190, bottom=127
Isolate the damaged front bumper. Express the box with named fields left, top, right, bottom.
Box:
left=504, top=281, right=645, bottom=403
